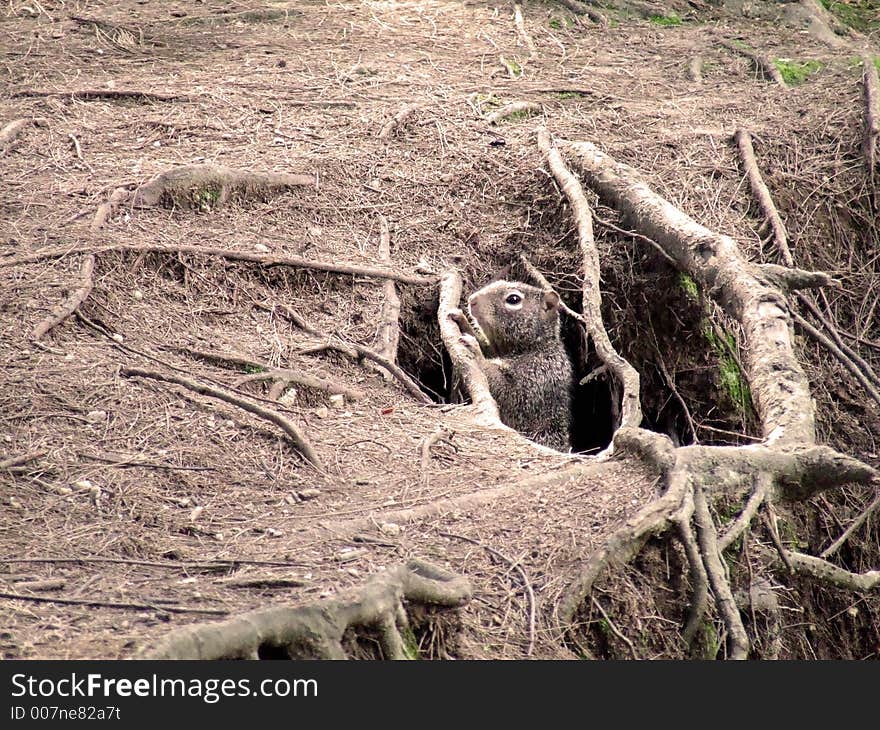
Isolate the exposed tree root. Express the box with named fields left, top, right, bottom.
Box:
left=140, top=560, right=471, bottom=659
left=174, top=346, right=365, bottom=402
left=733, top=127, right=880, bottom=408
left=120, top=367, right=323, bottom=469
left=12, top=89, right=187, bottom=102
left=548, top=137, right=879, bottom=658
left=693, top=484, right=748, bottom=659
left=555, top=0, right=607, bottom=26
left=783, top=0, right=855, bottom=48
left=0, top=118, right=31, bottom=153
left=820, top=490, right=880, bottom=559
left=539, top=128, right=642, bottom=431
left=675, top=493, right=708, bottom=648
left=131, top=163, right=315, bottom=209
left=312, top=461, right=596, bottom=542
left=486, top=102, right=542, bottom=126
left=29, top=254, right=95, bottom=341
left=775, top=550, right=880, bottom=592
left=720, top=41, right=788, bottom=89
left=0, top=243, right=436, bottom=286
left=560, top=138, right=824, bottom=445
left=734, top=128, right=794, bottom=267
left=438, top=270, right=502, bottom=426
left=379, top=104, right=418, bottom=141
left=0, top=450, right=46, bottom=470
left=513, top=4, right=537, bottom=55
left=232, top=369, right=366, bottom=402
left=91, top=186, right=132, bottom=231
left=863, top=55, right=879, bottom=183
left=264, top=303, right=432, bottom=404
left=792, top=311, right=880, bottom=410
left=366, top=214, right=402, bottom=381
left=718, top=475, right=770, bottom=552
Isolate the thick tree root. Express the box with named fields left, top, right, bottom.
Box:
left=548, top=137, right=879, bottom=658
left=131, top=163, right=315, bottom=209
left=367, top=214, right=402, bottom=381
left=538, top=128, right=642, bottom=431
left=140, top=560, right=471, bottom=659
left=438, top=270, right=502, bottom=426
left=560, top=138, right=823, bottom=446
left=558, top=427, right=877, bottom=656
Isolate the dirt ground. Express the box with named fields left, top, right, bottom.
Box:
left=1, top=1, right=878, bottom=659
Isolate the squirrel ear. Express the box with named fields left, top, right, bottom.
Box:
left=543, top=290, right=560, bottom=311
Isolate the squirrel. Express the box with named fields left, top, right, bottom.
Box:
left=449, top=280, right=573, bottom=451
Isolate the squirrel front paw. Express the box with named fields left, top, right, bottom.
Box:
left=459, top=333, right=482, bottom=355
left=448, top=308, right=467, bottom=328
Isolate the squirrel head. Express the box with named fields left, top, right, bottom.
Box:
left=467, top=280, right=561, bottom=356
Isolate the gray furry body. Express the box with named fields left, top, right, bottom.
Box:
left=451, top=280, right=573, bottom=451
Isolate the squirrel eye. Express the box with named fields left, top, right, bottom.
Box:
left=505, top=293, right=522, bottom=306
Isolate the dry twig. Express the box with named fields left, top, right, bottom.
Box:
left=120, top=367, right=323, bottom=469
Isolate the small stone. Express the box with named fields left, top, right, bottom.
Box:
left=314, top=406, right=329, bottom=419
left=379, top=522, right=401, bottom=536
left=266, top=527, right=283, bottom=538
left=132, top=290, right=143, bottom=301
left=328, top=394, right=344, bottom=409
left=86, top=410, right=106, bottom=423
left=298, top=488, right=321, bottom=500
left=111, top=333, right=124, bottom=344
left=8, top=497, right=22, bottom=509
left=279, top=389, right=297, bottom=406
left=73, top=479, right=93, bottom=491
left=189, top=505, right=203, bottom=522
left=254, top=243, right=270, bottom=253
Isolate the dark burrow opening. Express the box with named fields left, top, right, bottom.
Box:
left=396, top=189, right=760, bottom=453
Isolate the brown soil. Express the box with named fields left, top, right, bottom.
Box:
left=1, top=1, right=878, bottom=659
